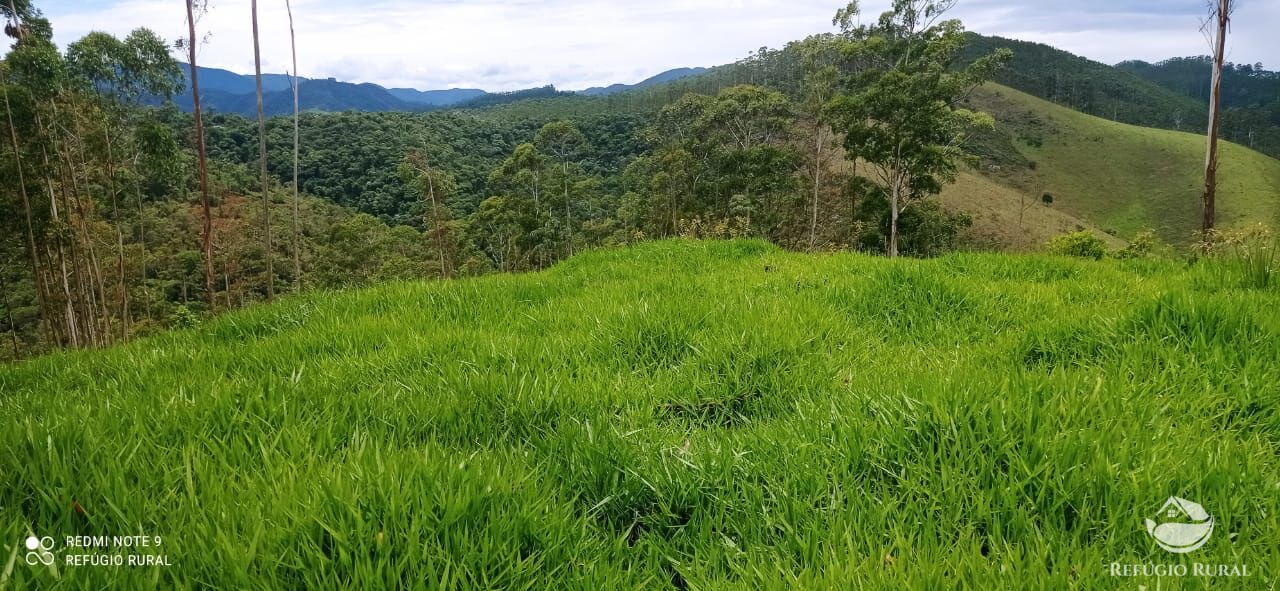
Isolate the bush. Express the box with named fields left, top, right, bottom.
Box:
left=1112, top=230, right=1161, bottom=260
left=1046, top=231, right=1107, bottom=260
left=1195, top=224, right=1278, bottom=289
left=171, top=305, right=202, bottom=329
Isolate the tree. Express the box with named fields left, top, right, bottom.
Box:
left=399, top=152, right=459, bottom=278
left=796, top=34, right=843, bottom=250
left=1200, top=0, right=1234, bottom=233
left=180, top=0, right=214, bottom=307
left=250, top=0, right=272, bottom=300
left=534, top=120, right=585, bottom=256
left=828, top=0, right=1009, bottom=257
left=286, top=0, right=300, bottom=290
left=1, top=0, right=47, bottom=345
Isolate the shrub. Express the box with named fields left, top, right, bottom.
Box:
left=1195, top=224, right=1278, bottom=289
left=1112, top=230, right=1161, bottom=260
left=1041, top=192, right=1054, bottom=205
left=171, top=305, right=202, bottom=329
left=1046, top=231, right=1107, bottom=260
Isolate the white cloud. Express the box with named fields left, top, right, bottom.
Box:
left=39, top=0, right=1278, bottom=92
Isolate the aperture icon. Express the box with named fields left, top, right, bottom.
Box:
left=25, top=536, right=55, bottom=566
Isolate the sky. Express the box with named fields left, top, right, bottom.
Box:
left=34, top=0, right=1280, bottom=93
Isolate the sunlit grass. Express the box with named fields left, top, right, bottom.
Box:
left=2, top=239, right=1278, bottom=589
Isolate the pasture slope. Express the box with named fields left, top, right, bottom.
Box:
left=966, top=84, right=1280, bottom=245
left=2, top=240, right=1278, bottom=589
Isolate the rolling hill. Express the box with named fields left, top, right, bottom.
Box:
left=964, top=84, right=1280, bottom=244
left=4, top=239, right=1277, bottom=588
left=962, top=34, right=1280, bottom=159
left=579, top=67, right=709, bottom=96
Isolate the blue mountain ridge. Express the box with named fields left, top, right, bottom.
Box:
left=169, top=64, right=706, bottom=116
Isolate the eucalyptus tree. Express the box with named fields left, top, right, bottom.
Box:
left=286, top=0, right=300, bottom=289
left=1, top=0, right=47, bottom=344
left=1200, top=0, right=1234, bottom=232
left=66, top=28, right=180, bottom=338
left=399, top=152, right=459, bottom=278
left=250, top=0, right=272, bottom=300
left=827, top=0, right=1009, bottom=257
left=795, top=34, right=843, bottom=250
left=534, top=120, right=585, bottom=255
left=180, top=0, right=214, bottom=307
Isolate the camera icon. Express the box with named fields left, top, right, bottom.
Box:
left=24, top=536, right=55, bottom=566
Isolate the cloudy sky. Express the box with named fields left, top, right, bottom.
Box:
left=34, top=0, right=1279, bottom=92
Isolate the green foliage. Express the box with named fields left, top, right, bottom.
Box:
left=1046, top=230, right=1107, bottom=260
left=193, top=109, right=648, bottom=227
left=1111, top=229, right=1162, bottom=260
left=828, top=0, right=1008, bottom=256
left=3, top=240, right=1278, bottom=588
left=169, top=304, right=201, bottom=328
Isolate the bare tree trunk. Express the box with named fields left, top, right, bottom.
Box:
left=104, top=123, right=129, bottom=339
left=252, top=0, right=273, bottom=301
left=1202, top=0, right=1230, bottom=233
left=287, top=0, right=301, bottom=291
left=1, top=269, right=19, bottom=357
left=186, top=0, right=215, bottom=309
left=132, top=154, right=152, bottom=321
left=889, top=180, right=900, bottom=258
left=563, top=160, right=572, bottom=257
left=809, top=126, right=824, bottom=251
left=425, top=173, right=449, bottom=278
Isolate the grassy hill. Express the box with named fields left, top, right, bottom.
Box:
left=938, top=172, right=1125, bottom=252
left=3, top=240, right=1278, bottom=588
left=965, top=84, right=1280, bottom=245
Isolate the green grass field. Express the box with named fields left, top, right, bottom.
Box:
left=2, top=240, right=1278, bottom=589
left=967, top=85, right=1280, bottom=245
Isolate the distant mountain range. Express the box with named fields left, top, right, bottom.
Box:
left=579, top=67, right=708, bottom=96
left=171, top=64, right=705, bottom=116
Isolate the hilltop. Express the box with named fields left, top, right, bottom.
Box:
left=3, top=240, right=1278, bottom=588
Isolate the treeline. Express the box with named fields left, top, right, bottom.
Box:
left=1117, top=56, right=1280, bottom=155
left=1117, top=57, right=1279, bottom=109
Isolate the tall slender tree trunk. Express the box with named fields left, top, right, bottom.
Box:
left=186, top=0, right=215, bottom=308
left=2, top=272, right=17, bottom=357
left=425, top=173, right=449, bottom=278
left=132, top=153, right=152, bottom=321
left=809, top=126, right=824, bottom=251
left=104, top=123, right=129, bottom=339
left=287, top=0, right=301, bottom=291
left=252, top=0, right=273, bottom=301
left=1201, top=0, right=1230, bottom=233
left=563, top=160, right=572, bottom=256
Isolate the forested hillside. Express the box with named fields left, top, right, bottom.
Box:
left=963, top=34, right=1280, bottom=158
left=1118, top=56, right=1280, bottom=155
